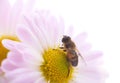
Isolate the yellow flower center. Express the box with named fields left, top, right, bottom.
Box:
left=41, top=48, right=73, bottom=83
left=0, top=35, right=18, bottom=65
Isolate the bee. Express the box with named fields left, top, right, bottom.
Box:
left=60, top=35, right=85, bottom=67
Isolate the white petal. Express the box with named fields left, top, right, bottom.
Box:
left=10, top=71, right=41, bottom=83
left=17, top=26, right=43, bottom=51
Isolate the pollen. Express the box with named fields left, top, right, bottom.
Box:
left=0, top=35, right=18, bottom=65
left=40, top=48, right=74, bottom=83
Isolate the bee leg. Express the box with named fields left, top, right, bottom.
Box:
left=59, top=47, right=64, bottom=49
left=67, top=62, right=71, bottom=77
left=63, top=50, right=66, bottom=52
left=67, top=67, right=70, bottom=77
left=59, top=47, right=66, bottom=52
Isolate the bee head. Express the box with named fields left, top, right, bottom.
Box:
left=62, top=35, right=71, bottom=43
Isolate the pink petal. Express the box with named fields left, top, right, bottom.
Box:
left=74, top=76, right=102, bottom=83
left=73, top=68, right=107, bottom=83
left=82, top=51, right=103, bottom=67
left=74, top=32, right=88, bottom=44
left=10, top=71, right=40, bottom=83
left=22, top=48, right=42, bottom=66
left=22, top=15, right=49, bottom=47
left=24, top=0, right=36, bottom=12
left=6, top=0, right=36, bottom=34
left=78, top=43, right=92, bottom=54
left=17, top=26, right=42, bottom=50
left=2, top=39, right=28, bottom=52
left=0, top=68, right=3, bottom=74
left=79, top=69, right=107, bottom=83
left=7, top=52, right=25, bottom=67
left=35, top=77, right=46, bottom=83
left=54, top=17, right=65, bottom=44
left=78, top=51, right=103, bottom=68
left=5, top=68, right=35, bottom=81
left=23, top=13, right=54, bottom=47
left=8, top=0, right=23, bottom=31
left=3, top=39, right=42, bottom=67
left=65, top=25, right=75, bottom=37
left=0, top=0, right=11, bottom=31
left=33, top=13, right=54, bottom=47
left=2, top=39, right=27, bottom=53
left=0, top=77, right=8, bottom=83
left=2, top=39, right=18, bottom=51
left=35, top=11, right=65, bottom=45
left=1, top=59, right=18, bottom=72
left=85, top=51, right=103, bottom=61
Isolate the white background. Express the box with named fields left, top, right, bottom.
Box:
left=10, top=0, right=120, bottom=83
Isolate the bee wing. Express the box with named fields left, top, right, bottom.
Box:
left=75, top=48, right=87, bottom=65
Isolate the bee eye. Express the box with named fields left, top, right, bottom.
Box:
left=62, top=35, right=71, bottom=43
left=66, top=36, right=71, bottom=40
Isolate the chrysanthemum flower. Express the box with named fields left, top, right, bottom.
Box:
left=0, top=0, right=36, bottom=82
left=1, top=11, right=107, bottom=83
